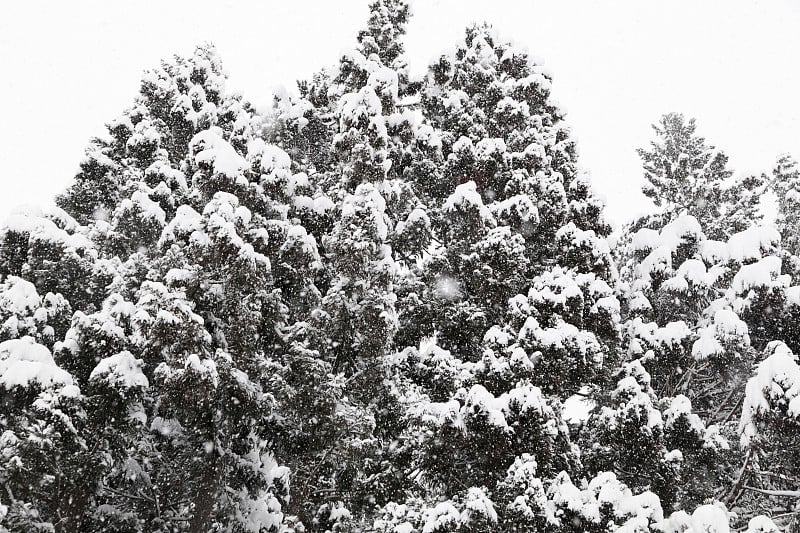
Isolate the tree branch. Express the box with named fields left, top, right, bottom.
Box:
left=743, top=485, right=800, bottom=498
left=725, top=447, right=753, bottom=506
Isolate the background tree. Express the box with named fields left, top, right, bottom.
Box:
left=636, top=112, right=762, bottom=241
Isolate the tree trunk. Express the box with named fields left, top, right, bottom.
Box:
left=55, top=482, right=92, bottom=533
left=188, top=452, right=221, bottom=533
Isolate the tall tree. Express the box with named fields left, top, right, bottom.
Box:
left=773, top=153, right=800, bottom=258
left=2, top=4, right=795, bottom=532
left=636, top=112, right=762, bottom=240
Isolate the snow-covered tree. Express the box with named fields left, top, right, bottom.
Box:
left=0, top=337, right=85, bottom=531
left=735, top=341, right=800, bottom=530
left=773, top=153, right=800, bottom=259
left=3, top=4, right=800, bottom=532
left=369, top=23, right=633, bottom=532
left=635, top=112, right=762, bottom=241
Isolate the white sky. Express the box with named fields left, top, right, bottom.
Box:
left=1, top=0, right=799, bottom=227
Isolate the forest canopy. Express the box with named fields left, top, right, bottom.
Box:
left=1, top=2, right=799, bottom=532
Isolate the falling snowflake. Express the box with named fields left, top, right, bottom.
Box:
left=435, top=275, right=462, bottom=301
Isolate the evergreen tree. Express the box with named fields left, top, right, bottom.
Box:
left=773, top=153, right=800, bottom=259
left=636, top=112, right=762, bottom=241
left=0, top=336, right=85, bottom=531
left=371, top=23, right=633, bottom=533
left=638, top=113, right=729, bottom=238
left=736, top=341, right=800, bottom=529
left=2, top=4, right=796, bottom=532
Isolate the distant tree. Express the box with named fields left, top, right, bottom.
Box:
left=637, top=112, right=761, bottom=240
left=773, top=153, right=800, bottom=257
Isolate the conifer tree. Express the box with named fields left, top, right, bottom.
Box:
left=371, top=23, right=634, bottom=532
left=773, top=153, right=800, bottom=259
left=735, top=341, right=800, bottom=527
left=635, top=112, right=762, bottom=241
left=2, top=4, right=797, bottom=532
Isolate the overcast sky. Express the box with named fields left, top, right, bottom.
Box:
left=1, top=0, right=799, bottom=227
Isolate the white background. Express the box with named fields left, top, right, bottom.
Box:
left=1, top=0, right=798, bottom=226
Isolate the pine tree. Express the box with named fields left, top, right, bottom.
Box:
left=57, top=46, right=254, bottom=227
left=635, top=112, right=762, bottom=241
left=735, top=341, right=800, bottom=529
left=371, top=23, right=632, bottom=532
left=638, top=113, right=729, bottom=238
left=773, top=153, right=800, bottom=259
left=2, top=4, right=797, bottom=532
left=0, top=45, right=318, bottom=532
left=0, top=336, right=85, bottom=531
left=612, top=203, right=800, bottom=524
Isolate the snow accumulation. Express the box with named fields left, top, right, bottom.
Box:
left=418, top=382, right=554, bottom=434
left=663, top=395, right=704, bottom=434
left=283, top=223, right=321, bottom=264
left=0, top=336, right=73, bottom=390
left=710, top=308, right=749, bottom=337
left=160, top=204, right=202, bottom=245
left=692, top=309, right=749, bottom=361
left=443, top=90, right=469, bottom=110
left=699, top=239, right=729, bottom=264
left=475, top=137, right=507, bottom=160
left=634, top=217, right=780, bottom=282
left=464, top=384, right=512, bottom=429
left=556, top=223, right=611, bottom=258
left=674, top=259, right=713, bottom=286
left=491, top=193, right=539, bottom=226
left=190, top=127, right=249, bottom=179
left=740, top=341, right=800, bottom=446
left=272, top=87, right=312, bottom=131
left=651, top=216, right=704, bottom=252
left=630, top=319, right=692, bottom=350
left=293, top=194, right=335, bottom=215
left=0, top=276, right=41, bottom=315
left=548, top=471, right=663, bottom=530
left=342, top=183, right=390, bottom=242
left=147, top=159, right=188, bottom=190
left=328, top=503, right=352, bottom=523
left=413, top=123, right=442, bottom=150
left=745, top=515, right=781, bottom=532
left=657, top=504, right=730, bottom=533
left=107, top=114, right=134, bottom=133
left=126, top=120, right=160, bottom=151
left=90, top=350, right=149, bottom=390
left=287, top=172, right=310, bottom=196
left=183, top=353, right=220, bottom=386
left=452, top=133, right=478, bottom=155
left=443, top=181, right=494, bottom=222
left=421, top=500, right=460, bottom=533
left=461, top=486, right=498, bottom=525
left=691, top=327, right=724, bottom=361
left=339, top=86, right=383, bottom=126
left=247, top=138, right=291, bottom=175
left=730, top=256, right=786, bottom=294
left=395, top=207, right=431, bottom=235
left=601, top=374, right=663, bottom=430
left=2, top=206, right=91, bottom=250
left=632, top=228, right=662, bottom=253
left=200, top=195, right=271, bottom=267
left=495, top=96, right=530, bottom=121
left=367, top=66, right=399, bottom=100
left=725, top=225, right=780, bottom=263
left=686, top=504, right=730, bottom=533
left=516, top=70, right=553, bottom=94
left=121, top=189, right=167, bottom=225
